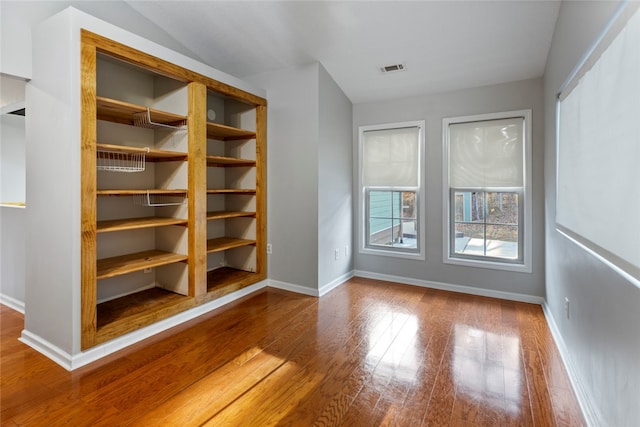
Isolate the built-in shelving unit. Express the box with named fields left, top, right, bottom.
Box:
left=80, top=30, right=266, bottom=349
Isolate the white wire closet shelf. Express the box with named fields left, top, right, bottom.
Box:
left=134, top=190, right=187, bottom=207
left=97, top=148, right=148, bottom=172
left=133, top=108, right=188, bottom=130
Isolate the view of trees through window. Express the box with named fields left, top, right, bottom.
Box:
left=453, top=191, right=518, bottom=259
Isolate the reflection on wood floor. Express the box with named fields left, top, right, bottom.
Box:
left=1, top=277, right=585, bottom=426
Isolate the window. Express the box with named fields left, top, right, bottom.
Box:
left=359, top=121, right=425, bottom=259
left=443, top=111, right=532, bottom=272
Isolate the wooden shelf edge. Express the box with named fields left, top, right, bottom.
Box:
left=97, top=250, right=188, bottom=280
left=206, top=189, right=256, bottom=195
left=97, top=216, right=188, bottom=233
left=206, top=155, right=256, bottom=167
left=206, top=237, right=256, bottom=253
left=97, top=189, right=188, bottom=196
left=206, top=211, right=256, bottom=220
left=206, top=121, right=255, bottom=141
left=97, top=143, right=187, bottom=161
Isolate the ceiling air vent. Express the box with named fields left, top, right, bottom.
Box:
left=379, top=63, right=406, bottom=74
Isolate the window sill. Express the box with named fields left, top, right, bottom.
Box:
left=361, top=246, right=425, bottom=261
left=444, top=256, right=532, bottom=273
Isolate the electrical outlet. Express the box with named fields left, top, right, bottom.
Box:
left=266, top=243, right=272, bottom=254
left=335, top=249, right=340, bottom=260
left=344, top=245, right=349, bottom=257
left=565, top=297, right=570, bottom=320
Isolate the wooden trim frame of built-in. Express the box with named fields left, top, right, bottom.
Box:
left=80, top=35, right=98, bottom=350
left=80, top=30, right=267, bottom=350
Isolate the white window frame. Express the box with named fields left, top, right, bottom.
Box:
left=442, top=110, right=532, bottom=273
left=358, top=120, right=426, bottom=260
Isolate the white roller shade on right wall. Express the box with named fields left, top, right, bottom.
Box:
left=557, top=6, right=640, bottom=281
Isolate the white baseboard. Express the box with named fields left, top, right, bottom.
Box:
left=318, top=271, right=354, bottom=296
left=267, top=271, right=355, bottom=297
left=20, top=280, right=268, bottom=371
left=0, top=293, right=25, bottom=314
left=268, top=279, right=320, bottom=296
left=353, top=270, right=545, bottom=304
left=542, top=303, right=601, bottom=427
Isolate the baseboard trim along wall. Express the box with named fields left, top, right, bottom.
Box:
left=542, top=303, right=601, bottom=427
left=352, top=270, right=545, bottom=305
left=267, top=280, right=320, bottom=297
left=19, top=280, right=268, bottom=371
left=0, top=293, right=25, bottom=314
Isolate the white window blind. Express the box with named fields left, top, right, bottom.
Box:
left=557, top=5, right=640, bottom=281
left=449, top=118, right=524, bottom=188
left=362, top=127, right=419, bottom=187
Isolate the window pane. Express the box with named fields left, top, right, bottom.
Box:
left=486, top=192, right=518, bottom=225
left=486, top=225, right=518, bottom=259
left=453, top=191, right=519, bottom=260
left=367, top=190, right=417, bottom=250
left=369, top=217, right=392, bottom=246
left=455, top=223, right=485, bottom=255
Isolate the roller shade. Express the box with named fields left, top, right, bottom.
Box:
left=449, top=118, right=524, bottom=188
left=362, top=126, right=420, bottom=187
left=557, top=6, right=640, bottom=278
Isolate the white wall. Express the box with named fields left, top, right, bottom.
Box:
left=544, top=2, right=640, bottom=425
left=318, top=65, right=353, bottom=290
left=0, top=109, right=26, bottom=310
left=0, top=207, right=26, bottom=311
left=1, top=114, right=25, bottom=203
left=0, top=74, right=27, bottom=311
left=0, top=0, right=204, bottom=78
left=353, top=78, right=545, bottom=299
left=247, top=64, right=320, bottom=291
left=248, top=63, right=353, bottom=293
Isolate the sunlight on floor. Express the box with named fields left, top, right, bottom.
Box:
left=453, top=325, right=522, bottom=414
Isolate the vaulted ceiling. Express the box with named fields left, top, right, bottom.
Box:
left=4, top=1, right=562, bottom=104
left=124, top=1, right=561, bottom=103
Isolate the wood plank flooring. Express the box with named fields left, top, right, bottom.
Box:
left=1, top=277, right=585, bottom=426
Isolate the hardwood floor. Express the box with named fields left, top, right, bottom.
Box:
left=1, top=277, right=585, bottom=426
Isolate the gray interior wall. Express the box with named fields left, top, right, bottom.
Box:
left=25, top=9, right=77, bottom=353
left=1, top=114, right=26, bottom=203
left=543, top=2, right=640, bottom=425
left=246, top=64, right=320, bottom=290
left=0, top=207, right=26, bottom=308
left=0, top=0, right=203, bottom=78
left=353, top=78, right=545, bottom=297
left=317, top=64, right=353, bottom=289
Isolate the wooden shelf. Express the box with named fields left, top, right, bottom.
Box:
left=97, top=216, right=187, bottom=233
left=97, top=143, right=187, bottom=162
left=97, top=189, right=187, bottom=196
left=206, top=189, right=256, bottom=195
left=204, top=267, right=259, bottom=301
left=97, top=96, right=187, bottom=127
left=206, top=155, right=256, bottom=167
left=207, top=237, right=256, bottom=253
left=97, top=250, right=187, bottom=280
left=96, top=287, right=194, bottom=343
left=207, top=121, right=255, bottom=141
left=207, top=211, right=256, bottom=220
